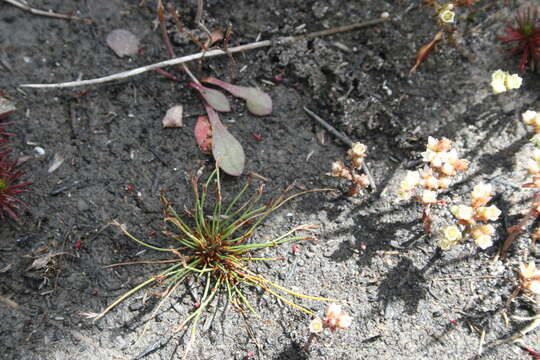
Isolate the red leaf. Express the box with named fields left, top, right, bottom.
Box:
left=194, top=115, right=212, bottom=153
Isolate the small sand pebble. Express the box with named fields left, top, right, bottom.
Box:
left=106, top=29, right=139, bottom=58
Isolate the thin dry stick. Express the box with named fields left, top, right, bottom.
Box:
left=0, top=295, right=20, bottom=311
left=478, top=327, right=486, bottom=356
left=429, top=275, right=505, bottom=281
left=2, top=0, right=90, bottom=22
left=194, top=0, right=204, bottom=26
left=20, top=16, right=390, bottom=89
left=500, top=191, right=540, bottom=258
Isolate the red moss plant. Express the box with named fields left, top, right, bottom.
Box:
left=499, top=7, right=540, bottom=72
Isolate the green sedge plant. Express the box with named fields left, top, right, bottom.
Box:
left=91, top=168, right=337, bottom=356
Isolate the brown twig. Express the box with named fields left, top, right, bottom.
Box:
left=0, top=295, right=20, bottom=311
left=194, top=0, right=204, bottom=26
left=2, top=0, right=91, bottom=22
left=20, top=16, right=391, bottom=89
left=500, top=191, right=540, bottom=258
left=429, top=275, right=506, bottom=281
left=158, top=1, right=200, bottom=84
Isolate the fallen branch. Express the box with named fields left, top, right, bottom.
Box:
left=2, top=0, right=91, bottom=22
left=19, top=15, right=390, bottom=89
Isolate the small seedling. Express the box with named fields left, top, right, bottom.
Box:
left=499, top=7, right=540, bottom=72
left=328, top=142, right=370, bottom=196
left=90, top=169, right=337, bottom=357
left=305, top=303, right=352, bottom=351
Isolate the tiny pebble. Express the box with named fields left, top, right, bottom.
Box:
left=34, top=146, right=45, bottom=156
left=106, top=29, right=139, bottom=58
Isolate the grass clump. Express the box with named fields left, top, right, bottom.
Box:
left=92, top=168, right=337, bottom=355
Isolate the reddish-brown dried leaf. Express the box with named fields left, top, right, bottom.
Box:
left=194, top=115, right=212, bottom=153
left=410, top=31, right=444, bottom=75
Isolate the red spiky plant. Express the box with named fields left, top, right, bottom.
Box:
left=499, top=7, right=540, bottom=72
left=0, top=152, right=31, bottom=221
left=0, top=97, right=31, bottom=222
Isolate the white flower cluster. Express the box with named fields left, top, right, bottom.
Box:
left=522, top=110, right=540, bottom=149
left=309, top=303, right=352, bottom=333
left=439, top=183, right=501, bottom=250
left=329, top=142, right=370, bottom=196
left=519, top=262, right=540, bottom=295
left=399, top=137, right=469, bottom=202
left=347, top=142, right=368, bottom=169
left=520, top=110, right=540, bottom=189
left=491, top=70, right=522, bottom=95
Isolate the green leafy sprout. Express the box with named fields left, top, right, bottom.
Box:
left=91, top=169, right=338, bottom=355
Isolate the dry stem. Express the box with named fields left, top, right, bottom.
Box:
left=2, top=0, right=90, bottom=22
left=500, top=191, right=540, bottom=258
left=19, top=16, right=390, bottom=89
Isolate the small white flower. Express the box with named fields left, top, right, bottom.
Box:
left=400, top=171, right=420, bottom=193
left=445, top=148, right=459, bottom=163
left=442, top=225, right=462, bottom=242
left=526, top=158, right=540, bottom=174
left=471, top=183, right=493, bottom=204
left=348, top=142, right=367, bottom=158
left=309, top=317, right=324, bottom=333
left=439, top=9, right=455, bottom=23
left=426, top=136, right=439, bottom=150
left=491, top=70, right=523, bottom=94
left=520, top=262, right=540, bottom=294
left=440, top=162, right=456, bottom=176
left=491, top=69, right=507, bottom=82
left=532, top=148, right=540, bottom=163
left=475, top=205, right=501, bottom=222
left=523, top=110, right=538, bottom=125
left=336, top=313, right=352, bottom=330
left=421, top=175, right=439, bottom=189
left=438, top=176, right=452, bottom=189
left=421, top=189, right=438, bottom=204
left=474, top=234, right=493, bottom=250
left=326, top=303, right=342, bottom=319
left=451, top=204, right=474, bottom=221
left=491, top=78, right=507, bottom=94
left=505, top=73, right=523, bottom=90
